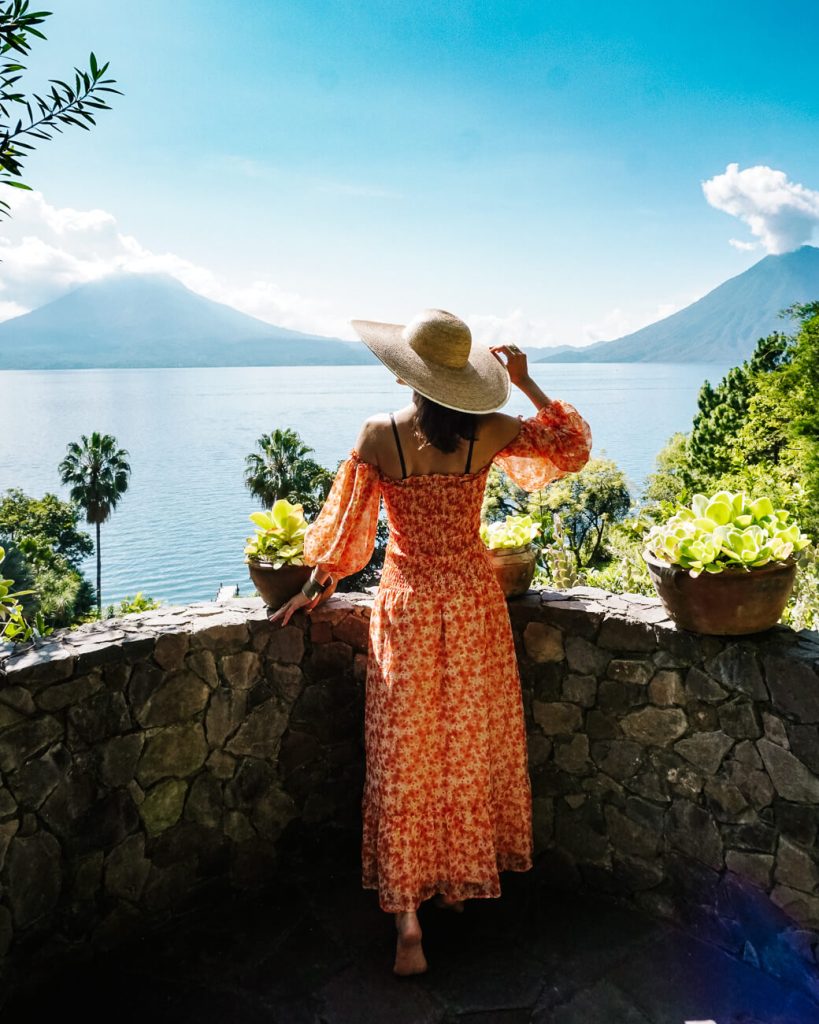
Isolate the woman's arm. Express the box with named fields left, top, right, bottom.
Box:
left=489, top=344, right=554, bottom=412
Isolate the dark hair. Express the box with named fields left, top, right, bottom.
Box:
left=411, top=391, right=479, bottom=453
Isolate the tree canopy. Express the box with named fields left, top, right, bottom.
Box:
left=1, top=0, right=119, bottom=218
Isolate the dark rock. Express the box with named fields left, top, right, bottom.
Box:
left=757, top=737, right=819, bottom=803
left=8, top=743, right=70, bottom=808
left=0, top=685, right=36, bottom=715
left=279, top=729, right=322, bottom=775
left=137, top=722, right=208, bottom=786
left=624, top=794, right=666, bottom=831
left=718, top=698, right=762, bottom=739
left=0, top=715, right=62, bottom=772
left=684, top=699, right=720, bottom=732
left=35, top=671, right=103, bottom=712
left=266, top=622, right=307, bottom=663
left=523, top=621, right=565, bottom=663
left=553, top=733, right=590, bottom=773
left=226, top=698, right=289, bottom=759
left=332, top=614, right=370, bottom=652
left=593, top=739, right=645, bottom=780
left=725, top=759, right=775, bottom=810
left=134, top=669, right=210, bottom=727
left=219, top=651, right=262, bottom=690
left=565, top=636, right=611, bottom=676
left=598, top=615, right=657, bottom=652
left=205, top=687, right=246, bottom=747
left=705, top=645, right=767, bottom=701
left=598, top=679, right=648, bottom=713
left=721, top=819, right=778, bottom=853
left=541, top=598, right=605, bottom=638
left=562, top=674, right=597, bottom=706
left=702, top=777, right=748, bottom=821
left=775, top=835, right=819, bottom=894
left=70, top=789, right=140, bottom=855
left=666, top=799, right=723, bottom=869
left=763, top=653, right=819, bottom=724
left=621, top=707, right=688, bottom=747
left=605, top=804, right=658, bottom=858
left=153, top=631, right=190, bottom=671
left=104, top=833, right=151, bottom=901
left=185, top=648, right=219, bottom=687
left=309, top=642, right=353, bottom=680
left=725, top=849, right=773, bottom=890
left=67, top=691, right=131, bottom=745
left=127, top=661, right=165, bottom=713
left=606, top=659, right=653, bottom=684
left=140, top=778, right=188, bottom=835
left=773, top=799, right=819, bottom=846
left=184, top=771, right=223, bottom=828
left=40, top=765, right=98, bottom=837
left=7, top=831, right=62, bottom=928
left=98, top=733, right=144, bottom=787
left=684, top=666, right=728, bottom=703
left=0, top=818, right=19, bottom=871
left=648, top=669, right=685, bottom=706
left=531, top=662, right=563, bottom=702
left=532, top=701, right=582, bottom=735
left=612, top=851, right=665, bottom=890
left=585, top=709, right=621, bottom=739
left=271, top=663, right=304, bottom=703
left=673, top=730, right=734, bottom=773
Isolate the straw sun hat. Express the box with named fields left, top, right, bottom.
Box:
left=350, top=308, right=515, bottom=414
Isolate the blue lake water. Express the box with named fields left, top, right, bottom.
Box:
left=1, top=362, right=732, bottom=607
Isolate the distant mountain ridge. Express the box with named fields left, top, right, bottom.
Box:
left=533, top=245, right=819, bottom=363
left=0, top=273, right=379, bottom=369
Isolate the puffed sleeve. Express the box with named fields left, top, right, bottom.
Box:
left=302, top=449, right=381, bottom=577
left=493, top=399, right=592, bottom=492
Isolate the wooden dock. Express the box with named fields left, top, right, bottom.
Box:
left=215, top=584, right=239, bottom=602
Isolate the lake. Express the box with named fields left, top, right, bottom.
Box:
left=1, top=362, right=732, bottom=607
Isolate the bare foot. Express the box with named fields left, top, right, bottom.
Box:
left=433, top=892, right=465, bottom=912
left=393, top=910, right=428, bottom=976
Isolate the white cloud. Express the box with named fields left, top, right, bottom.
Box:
left=729, top=238, right=758, bottom=252
left=467, top=309, right=558, bottom=349
left=0, top=189, right=353, bottom=337
left=582, top=301, right=681, bottom=345
left=703, top=163, right=819, bottom=254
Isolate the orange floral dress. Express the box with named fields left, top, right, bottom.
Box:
left=302, top=399, right=592, bottom=912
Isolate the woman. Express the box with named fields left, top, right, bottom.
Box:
left=269, top=308, right=592, bottom=977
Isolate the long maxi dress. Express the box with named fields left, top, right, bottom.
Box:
left=302, top=399, right=593, bottom=913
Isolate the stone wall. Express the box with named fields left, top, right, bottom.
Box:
left=1, top=588, right=818, bottom=1006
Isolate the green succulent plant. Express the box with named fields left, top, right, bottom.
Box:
left=643, top=490, right=812, bottom=578
left=244, top=499, right=309, bottom=568
left=480, top=514, right=541, bottom=551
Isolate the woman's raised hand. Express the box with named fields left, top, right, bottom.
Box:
left=489, top=344, right=531, bottom=388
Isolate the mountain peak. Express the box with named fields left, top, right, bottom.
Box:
left=0, top=273, right=378, bottom=369
left=534, top=246, right=819, bottom=364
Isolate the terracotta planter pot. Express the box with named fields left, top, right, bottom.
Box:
left=486, top=543, right=538, bottom=598
left=643, top=551, right=797, bottom=635
left=246, top=559, right=338, bottom=610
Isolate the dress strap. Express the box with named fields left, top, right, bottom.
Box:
left=390, top=412, right=407, bottom=479
left=465, top=429, right=476, bottom=473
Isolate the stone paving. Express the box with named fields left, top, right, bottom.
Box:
left=6, top=837, right=819, bottom=1024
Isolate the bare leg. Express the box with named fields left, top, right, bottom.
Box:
left=433, top=892, right=465, bottom=912
left=393, top=910, right=428, bottom=975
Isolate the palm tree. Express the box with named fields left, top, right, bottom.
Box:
left=58, top=432, right=131, bottom=617
left=244, top=428, right=333, bottom=518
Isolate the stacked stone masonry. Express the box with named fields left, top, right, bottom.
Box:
left=1, top=587, right=818, bottom=1006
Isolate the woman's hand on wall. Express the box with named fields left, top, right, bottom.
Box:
left=268, top=590, right=319, bottom=627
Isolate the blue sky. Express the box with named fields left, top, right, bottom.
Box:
left=5, top=0, right=819, bottom=345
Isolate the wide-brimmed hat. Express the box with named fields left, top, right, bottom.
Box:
left=350, top=308, right=511, bottom=414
